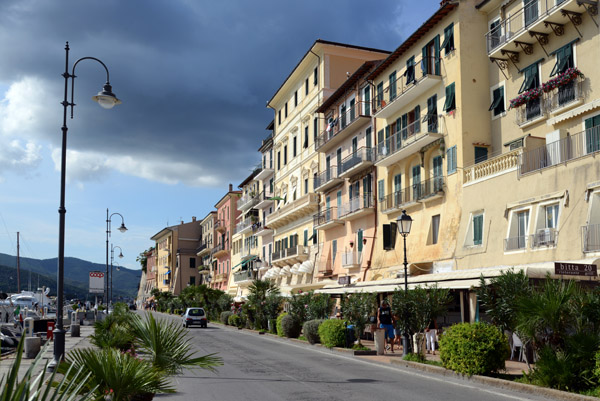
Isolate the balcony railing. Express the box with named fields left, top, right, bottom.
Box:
left=464, top=149, right=521, bottom=184
left=583, top=224, right=600, bottom=253
left=234, top=217, right=257, bottom=235
left=375, top=118, right=442, bottom=166
left=485, top=0, right=578, bottom=55
left=519, top=126, right=600, bottom=175
left=271, top=245, right=308, bottom=265
left=233, top=269, right=253, bottom=283
left=373, top=55, right=442, bottom=119
left=266, top=193, right=320, bottom=229
left=237, top=193, right=260, bottom=211
left=211, top=242, right=228, bottom=257
left=215, top=219, right=226, bottom=232
left=341, top=251, right=362, bottom=268
left=504, top=235, right=529, bottom=251
left=195, top=242, right=208, bottom=254
left=339, top=194, right=374, bottom=218
left=313, top=207, right=343, bottom=228
left=380, top=177, right=444, bottom=213
left=515, top=97, right=544, bottom=126
left=340, top=147, right=374, bottom=177
left=547, top=79, right=583, bottom=113
left=315, top=101, right=369, bottom=151
left=255, top=189, right=275, bottom=209
left=314, top=166, right=343, bottom=191
left=531, top=228, right=558, bottom=248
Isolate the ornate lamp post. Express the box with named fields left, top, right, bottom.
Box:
left=106, top=209, right=127, bottom=304
left=51, top=41, right=121, bottom=369
left=397, top=210, right=413, bottom=357
left=110, top=244, right=124, bottom=304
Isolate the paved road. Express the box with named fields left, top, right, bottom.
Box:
left=153, top=313, right=550, bottom=401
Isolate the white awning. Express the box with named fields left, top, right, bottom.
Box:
left=546, top=99, right=600, bottom=126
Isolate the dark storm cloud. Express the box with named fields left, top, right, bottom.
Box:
left=0, top=0, right=438, bottom=186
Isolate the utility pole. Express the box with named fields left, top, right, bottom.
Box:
left=16, top=232, right=20, bottom=293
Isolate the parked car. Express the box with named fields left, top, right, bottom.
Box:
left=182, top=307, right=207, bottom=328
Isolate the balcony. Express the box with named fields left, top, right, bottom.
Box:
left=237, top=193, right=260, bottom=212
left=315, top=101, right=371, bottom=153
left=339, top=194, right=375, bottom=221
left=313, top=207, right=344, bottom=230
left=530, top=228, right=559, bottom=248
left=519, top=126, right=600, bottom=175
left=342, top=250, right=362, bottom=269
left=213, top=273, right=228, bottom=283
left=339, top=147, right=374, bottom=178
left=255, top=189, right=274, bottom=209
left=515, top=97, right=545, bottom=126
left=381, top=177, right=445, bottom=214
left=375, top=120, right=443, bottom=167
left=235, top=217, right=258, bottom=235
left=373, top=56, right=443, bottom=120
left=255, top=159, right=274, bottom=181
left=233, top=269, right=254, bottom=284
left=254, top=221, right=274, bottom=237
left=211, top=242, right=229, bottom=258
left=266, top=193, right=320, bottom=229
left=215, top=219, right=226, bottom=233
left=271, top=245, right=309, bottom=267
left=485, top=0, right=587, bottom=58
left=547, top=78, right=584, bottom=114
left=196, top=242, right=210, bottom=257
left=583, top=224, right=600, bottom=253
left=464, top=149, right=521, bottom=184
left=314, top=166, right=344, bottom=193
left=504, top=235, right=529, bottom=251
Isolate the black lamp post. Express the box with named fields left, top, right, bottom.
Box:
left=51, top=41, right=121, bottom=370
left=106, top=209, right=127, bottom=304
left=397, top=210, right=413, bottom=357
left=110, top=244, right=124, bottom=304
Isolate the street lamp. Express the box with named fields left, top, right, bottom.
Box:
left=110, top=244, right=124, bottom=304
left=51, top=41, right=121, bottom=370
left=106, top=209, right=127, bottom=304
left=396, top=210, right=413, bottom=357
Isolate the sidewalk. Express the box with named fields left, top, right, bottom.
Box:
left=0, top=325, right=95, bottom=380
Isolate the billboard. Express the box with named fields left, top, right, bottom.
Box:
left=89, top=271, right=105, bottom=294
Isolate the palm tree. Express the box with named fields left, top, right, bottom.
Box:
left=248, top=279, right=280, bottom=329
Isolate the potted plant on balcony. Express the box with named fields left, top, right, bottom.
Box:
left=542, top=67, right=584, bottom=93
left=509, top=87, right=543, bottom=109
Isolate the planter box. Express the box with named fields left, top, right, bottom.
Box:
left=353, top=350, right=377, bottom=356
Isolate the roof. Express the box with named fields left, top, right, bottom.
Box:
left=475, top=0, right=492, bottom=9
left=316, top=60, right=382, bottom=113
left=150, top=227, right=173, bottom=241
left=266, top=119, right=274, bottom=130
left=238, top=166, right=261, bottom=188
left=366, top=1, right=458, bottom=81
left=267, top=39, right=390, bottom=107
left=214, top=190, right=242, bottom=209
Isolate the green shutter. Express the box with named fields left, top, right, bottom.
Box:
left=473, top=215, right=483, bottom=245
left=434, top=35, right=441, bottom=75
left=378, top=179, right=385, bottom=201
left=422, top=45, right=428, bottom=75
left=377, top=129, right=384, bottom=144
left=441, top=23, right=454, bottom=55
left=396, top=117, right=402, bottom=134
left=357, top=230, right=363, bottom=252
left=443, top=83, right=455, bottom=112
left=385, top=125, right=390, bottom=139
left=414, top=105, right=421, bottom=132
left=489, top=87, right=503, bottom=111
left=389, top=71, right=397, bottom=100
left=401, top=114, right=408, bottom=138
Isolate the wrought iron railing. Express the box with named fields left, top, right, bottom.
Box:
left=233, top=269, right=253, bottom=283
left=530, top=228, right=558, bottom=248
left=314, top=166, right=342, bottom=189
left=504, top=235, right=528, bottom=251
left=339, top=194, right=374, bottom=217
left=340, top=147, right=374, bottom=175
left=375, top=118, right=440, bottom=163
left=547, top=79, right=583, bottom=112
left=515, top=97, right=544, bottom=125
left=313, top=207, right=341, bottom=226
left=315, top=101, right=369, bottom=151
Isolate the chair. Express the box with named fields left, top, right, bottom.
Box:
left=511, top=332, right=525, bottom=362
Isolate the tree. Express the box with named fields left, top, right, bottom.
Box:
left=306, top=293, right=334, bottom=320
left=136, top=247, right=153, bottom=274
left=247, top=279, right=280, bottom=329
left=340, top=292, right=376, bottom=344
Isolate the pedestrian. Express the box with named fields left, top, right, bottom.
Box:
left=425, top=319, right=438, bottom=355
left=377, top=299, right=395, bottom=353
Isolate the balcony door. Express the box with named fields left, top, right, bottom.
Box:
left=518, top=210, right=529, bottom=249
left=433, top=156, right=443, bottom=192
left=326, top=196, right=331, bottom=222
left=585, top=115, right=600, bottom=154
left=326, top=156, right=331, bottom=181
left=524, top=0, right=538, bottom=27
left=412, top=165, right=421, bottom=201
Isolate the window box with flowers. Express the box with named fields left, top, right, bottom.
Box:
left=543, top=67, right=584, bottom=111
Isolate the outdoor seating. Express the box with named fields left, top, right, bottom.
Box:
left=511, top=332, right=525, bottom=362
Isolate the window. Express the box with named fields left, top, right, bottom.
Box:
left=378, top=179, right=385, bottom=202
left=524, top=0, right=539, bottom=26
left=284, top=145, right=287, bottom=165
left=294, top=91, right=298, bottom=107
left=550, top=42, right=574, bottom=77
left=314, top=67, right=318, bottom=86
left=189, top=258, right=196, bottom=268
left=382, top=222, right=397, bottom=250
left=293, top=137, right=297, bottom=157
left=441, top=23, right=454, bottom=55
left=518, top=62, right=540, bottom=94
left=475, top=146, right=488, bottom=164
left=313, top=117, right=318, bottom=141
left=389, top=71, right=397, bottom=101
left=189, top=276, right=195, bottom=286
left=376, top=82, right=383, bottom=108
left=363, top=86, right=370, bottom=116
left=433, top=155, right=443, bottom=192
left=425, top=94, right=438, bottom=132
left=431, top=214, right=440, bottom=245
left=332, top=240, right=337, bottom=263
left=473, top=214, right=483, bottom=245
left=489, top=85, right=505, bottom=116
left=443, top=82, right=456, bottom=112
left=277, top=151, right=281, bottom=170
left=304, top=126, right=309, bottom=148
left=405, top=56, right=416, bottom=84
left=305, top=78, right=309, bottom=95
left=278, top=110, right=281, bottom=125
left=585, top=115, right=600, bottom=153
left=285, top=103, right=288, bottom=118
left=313, top=228, right=317, bottom=244
left=304, top=178, right=308, bottom=194
left=447, top=145, right=457, bottom=174
left=421, top=35, right=441, bottom=76
left=489, top=19, right=502, bottom=49
left=506, top=209, right=530, bottom=251
left=304, top=229, right=308, bottom=247
left=366, top=127, right=372, bottom=148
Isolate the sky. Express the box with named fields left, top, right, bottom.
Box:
left=0, top=0, right=442, bottom=270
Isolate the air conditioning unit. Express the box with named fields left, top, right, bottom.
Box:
left=536, top=228, right=556, bottom=246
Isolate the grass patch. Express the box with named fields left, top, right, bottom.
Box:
left=352, top=343, right=370, bottom=351
left=403, top=353, right=444, bottom=367
left=298, top=335, right=307, bottom=341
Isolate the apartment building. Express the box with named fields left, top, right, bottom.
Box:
left=196, top=211, right=216, bottom=285
left=312, top=61, right=380, bottom=286
left=210, top=184, right=241, bottom=291
left=451, top=0, right=600, bottom=293
left=150, top=218, right=201, bottom=295
left=264, top=39, right=390, bottom=295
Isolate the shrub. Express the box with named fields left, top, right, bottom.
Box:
left=228, top=314, right=242, bottom=328
left=439, top=322, right=509, bottom=376
left=318, top=319, right=346, bottom=348
left=269, top=318, right=278, bottom=334
left=220, top=311, right=233, bottom=325
left=276, top=313, right=288, bottom=337
left=303, top=319, right=324, bottom=344
left=281, top=314, right=301, bottom=338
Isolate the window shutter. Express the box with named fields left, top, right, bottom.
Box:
left=443, top=83, right=455, bottom=112
left=414, top=105, right=421, bottom=132
left=489, top=87, right=502, bottom=111
left=401, top=114, right=408, bottom=139
left=434, top=35, right=441, bottom=75
left=383, top=224, right=392, bottom=250
left=421, top=45, right=428, bottom=75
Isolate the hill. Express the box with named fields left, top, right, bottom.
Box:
left=0, top=253, right=141, bottom=299
left=0, top=264, right=88, bottom=299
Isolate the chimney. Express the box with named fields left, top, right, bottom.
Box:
left=192, top=216, right=196, bottom=222
left=229, top=183, right=233, bottom=192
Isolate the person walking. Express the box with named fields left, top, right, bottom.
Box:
left=425, top=319, right=438, bottom=355
left=377, top=299, right=395, bottom=353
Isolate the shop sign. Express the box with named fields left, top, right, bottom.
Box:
left=554, top=262, right=597, bottom=277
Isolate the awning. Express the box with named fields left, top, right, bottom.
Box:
left=547, top=99, right=600, bottom=126
left=288, top=279, right=338, bottom=294
left=506, top=190, right=566, bottom=210
left=165, top=270, right=171, bottom=275
left=231, top=255, right=259, bottom=272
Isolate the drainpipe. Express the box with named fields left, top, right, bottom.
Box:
left=362, top=166, right=377, bottom=282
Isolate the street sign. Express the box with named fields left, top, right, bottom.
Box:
left=554, top=262, right=597, bottom=277
left=89, top=271, right=105, bottom=293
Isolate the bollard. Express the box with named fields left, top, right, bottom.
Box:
left=413, top=333, right=426, bottom=354
left=24, top=337, right=41, bottom=358
left=70, top=311, right=77, bottom=326
left=70, top=323, right=80, bottom=337
left=24, top=317, right=34, bottom=337
left=374, top=328, right=385, bottom=355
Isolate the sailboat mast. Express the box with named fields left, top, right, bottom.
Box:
left=17, top=232, right=20, bottom=293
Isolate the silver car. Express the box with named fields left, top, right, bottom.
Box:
left=182, top=307, right=207, bottom=328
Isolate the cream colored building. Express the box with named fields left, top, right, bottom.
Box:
left=264, top=40, right=390, bottom=294
left=196, top=211, right=216, bottom=285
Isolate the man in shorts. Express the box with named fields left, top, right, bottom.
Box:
left=377, top=299, right=395, bottom=353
